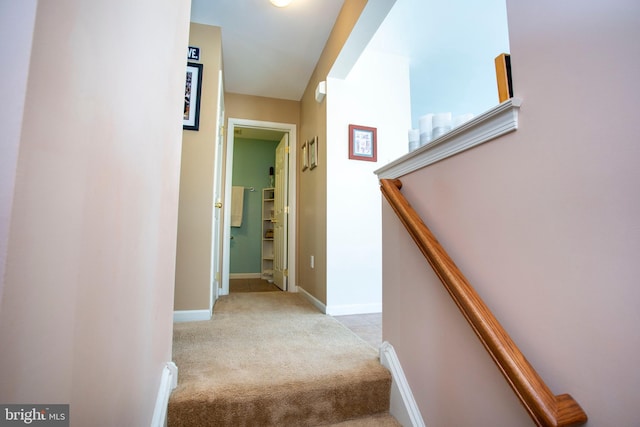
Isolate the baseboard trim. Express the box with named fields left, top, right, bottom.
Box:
left=296, top=288, right=382, bottom=316
left=150, top=362, right=178, bottom=427
left=173, top=309, right=211, bottom=323
left=229, top=273, right=261, bottom=279
left=296, top=286, right=327, bottom=314
left=325, top=302, right=382, bottom=316
left=380, top=341, right=426, bottom=427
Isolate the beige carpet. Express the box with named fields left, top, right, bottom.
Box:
left=168, top=292, right=397, bottom=426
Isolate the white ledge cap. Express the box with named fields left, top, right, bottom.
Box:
left=375, top=98, right=522, bottom=179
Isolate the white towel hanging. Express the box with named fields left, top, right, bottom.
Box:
left=231, top=186, right=245, bottom=227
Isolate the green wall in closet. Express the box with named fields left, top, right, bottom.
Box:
left=230, top=138, right=278, bottom=274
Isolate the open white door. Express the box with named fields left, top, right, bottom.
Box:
left=273, top=134, right=289, bottom=290
left=210, top=70, right=224, bottom=311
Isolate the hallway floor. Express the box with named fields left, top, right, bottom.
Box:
left=333, top=313, right=382, bottom=350
left=228, top=278, right=383, bottom=350
left=229, top=278, right=280, bottom=292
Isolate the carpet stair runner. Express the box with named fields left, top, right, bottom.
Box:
left=168, top=292, right=400, bottom=426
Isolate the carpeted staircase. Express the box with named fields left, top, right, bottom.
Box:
left=168, top=292, right=400, bottom=426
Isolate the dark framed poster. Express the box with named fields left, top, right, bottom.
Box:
left=183, top=62, right=203, bottom=131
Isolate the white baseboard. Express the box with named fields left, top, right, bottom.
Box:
left=229, top=273, right=261, bottom=279
left=173, top=309, right=211, bottom=323
left=380, top=341, right=426, bottom=427
left=325, top=302, right=382, bottom=316
left=296, top=286, right=327, bottom=314
left=296, top=288, right=382, bottom=316
left=150, top=362, right=178, bottom=427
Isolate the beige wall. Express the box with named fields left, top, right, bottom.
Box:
left=382, top=0, right=640, bottom=425
left=225, top=93, right=300, bottom=125
left=174, top=23, right=222, bottom=311
left=297, top=0, right=367, bottom=304
left=0, top=0, right=190, bottom=425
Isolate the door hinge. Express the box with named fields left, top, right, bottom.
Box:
left=285, top=146, right=290, bottom=154
left=284, top=206, right=289, bottom=214
left=284, top=269, right=289, bottom=277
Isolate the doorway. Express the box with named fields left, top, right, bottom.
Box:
left=221, top=118, right=297, bottom=296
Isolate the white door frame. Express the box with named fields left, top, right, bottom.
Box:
left=222, top=118, right=297, bottom=296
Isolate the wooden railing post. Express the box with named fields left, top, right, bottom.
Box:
left=380, top=178, right=587, bottom=427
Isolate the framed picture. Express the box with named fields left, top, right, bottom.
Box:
left=309, top=136, right=318, bottom=169
left=183, top=62, right=203, bottom=131
left=348, top=124, right=377, bottom=162
left=301, top=141, right=309, bottom=171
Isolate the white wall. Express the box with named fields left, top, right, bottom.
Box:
left=368, top=0, right=510, bottom=127
left=408, top=0, right=510, bottom=124
left=326, top=47, right=411, bottom=315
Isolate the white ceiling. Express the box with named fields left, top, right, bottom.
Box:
left=190, top=0, right=345, bottom=101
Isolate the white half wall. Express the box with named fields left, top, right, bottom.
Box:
left=325, top=47, right=411, bottom=315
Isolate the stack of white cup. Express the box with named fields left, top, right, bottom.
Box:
left=419, top=114, right=434, bottom=146
left=415, top=112, right=473, bottom=148
left=432, top=112, right=452, bottom=139
left=408, top=129, right=420, bottom=152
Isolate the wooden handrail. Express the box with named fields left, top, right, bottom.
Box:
left=380, top=178, right=587, bottom=427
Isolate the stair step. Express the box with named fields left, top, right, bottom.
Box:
left=168, top=367, right=392, bottom=427
left=319, top=412, right=402, bottom=426
left=168, top=293, right=393, bottom=427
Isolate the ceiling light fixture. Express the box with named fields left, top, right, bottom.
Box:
left=270, top=0, right=293, bottom=7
